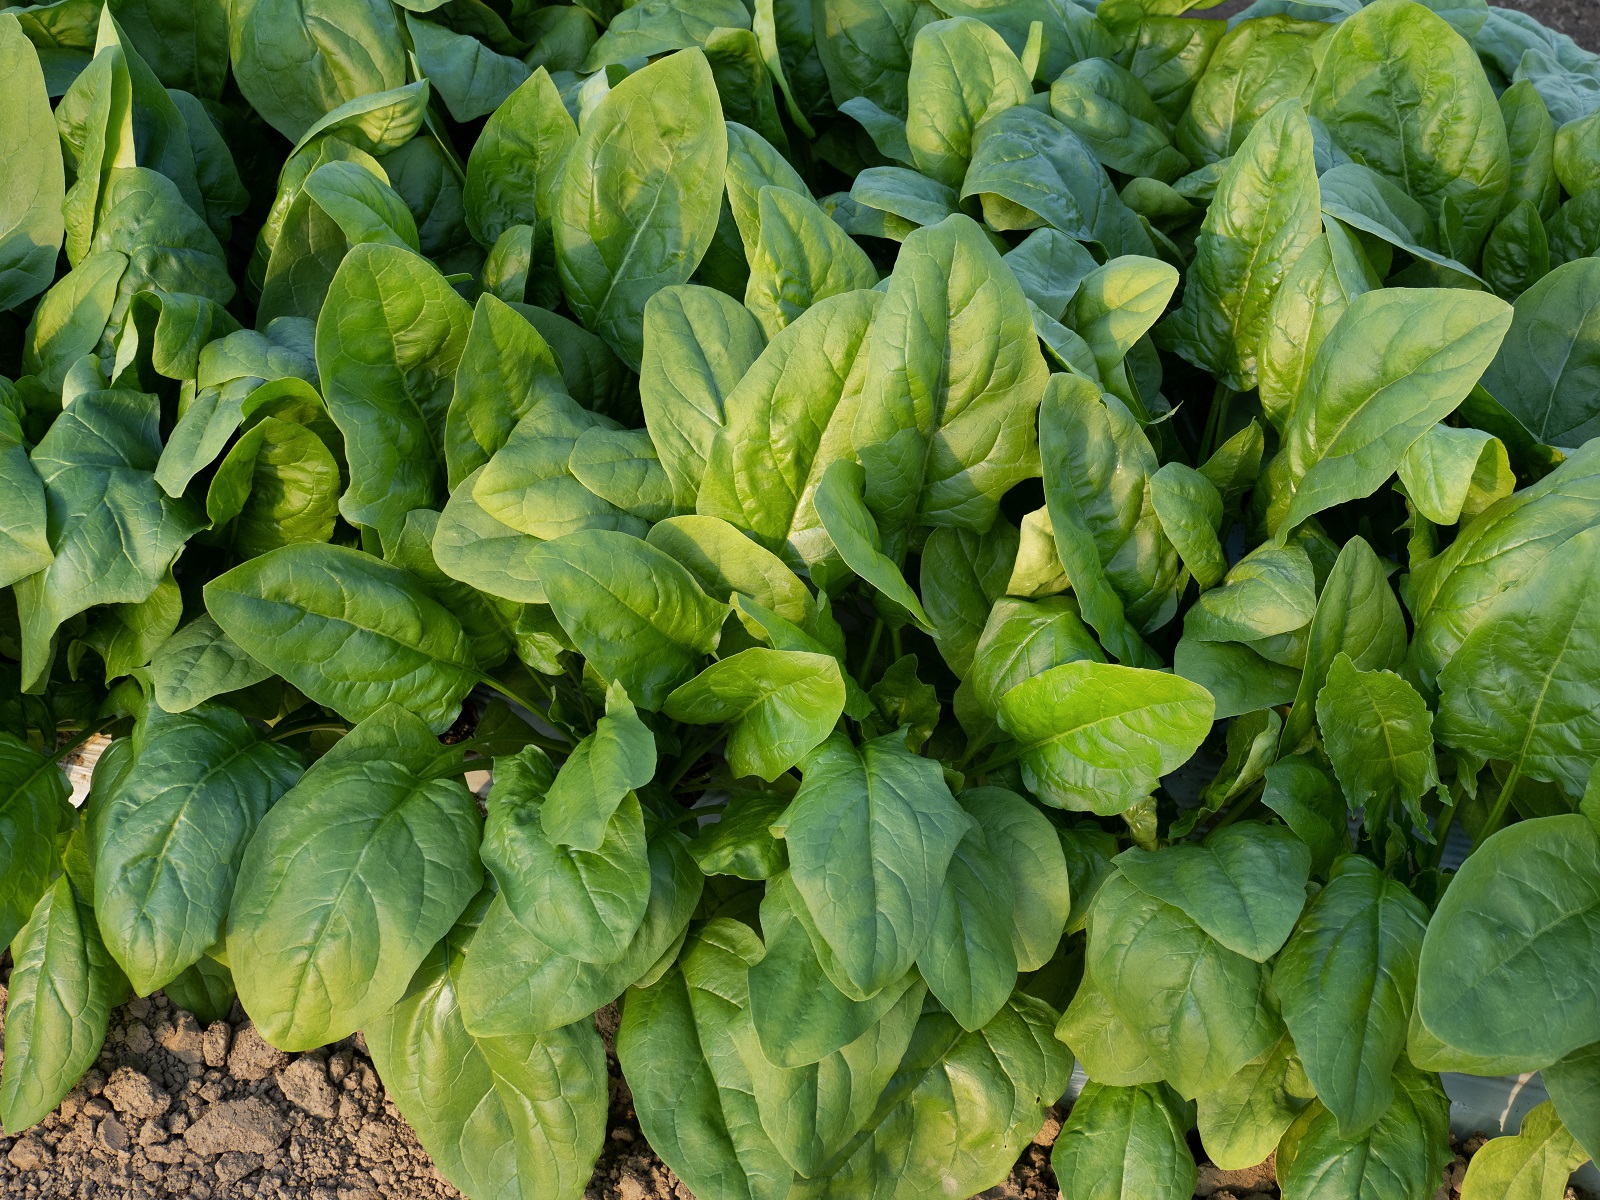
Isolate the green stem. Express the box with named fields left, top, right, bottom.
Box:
left=889, top=627, right=904, bottom=665
left=49, top=718, right=115, bottom=765
left=477, top=674, right=572, bottom=739
left=1208, top=781, right=1265, bottom=834
left=1470, top=763, right=1521, bottom=854
left=973, top=743, right=1026, bottom=776
left=855, top=618, right=884, bottom=686
left=1199, top=382, right=1235, bottom=463
left=665, top=730, right=722, bottom=792
left=268, top=721, right=350, bottom=743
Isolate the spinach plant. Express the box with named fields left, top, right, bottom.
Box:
left=3, top=0, right=1600, bottom=1197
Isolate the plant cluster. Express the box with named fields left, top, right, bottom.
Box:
left=2, top=0, right=1600, bottom=1197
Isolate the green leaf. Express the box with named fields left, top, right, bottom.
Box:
left=1051, top=1082, right=1197, bottom=1200
left=407, top=13, right=529, bottom=122
left=163, top=955, right=236, bottom=1025
left=959, top=787, right=1070, bottom=973
left=1068, top=256, right=1180, bottom=386
left=366, top=899, right=608, bottom=1200
left=788, top=994, right=1071, bottom=1197
left=205, top=542, right=479, bottom=733
left=1480, top=258, right=1600, bottom=450
left=14, top=387, right=204, bottom=689
left=777, top=731, right=971, bottom=997
left=696, top=289, right=879, bottom=572
left=480, top=745, right=649, bottom=965
left=1272, top=856, right=1428, bottom=1139
left=1407, top=442, right=1600, bottom=692
left=541, top=684, right=656, bottom=850
left=1175, top=15, right=1327, bottom=165
left=640, top=283, right=767, bottom=512
left=1546, top=1040, right=1600, bottom=1164
left=1195, top=1034, right=1313, bottom=1171
left=648, top=515, right=820, bottom=632
left=1037, top=374, right=1171, bottom=668
left=314, top=243, right=471, bottom=547
left=554, top=49, right=728, bottom=369
left=1260, top=755, right=1350, bottom=878
left=964, top=595, right=1105, bottom=728
left=1164, top=98, right=1322, bottom=392
left=1056, top=971, right=1164, bottom=1086
left=1259, top=224, right=1380, bottom=434
left=443, top=294, right=568, bottom=489
left=1186, top=541, right=1315, bottom=644
left=1310, top=0, right=1508, bottom=259
left=1277, top=287, right=1513, bottom=535
left=0, top=13, right=65, bottom=312
left=1277, top=1066, right=1452, bottom=1200
left=529, top=529, right=725, bottom=710
left=1174, top=637, right=1302, bottom=722
left=1317, top=654, right=1438, bottom=830
left=1398, top=423, right=1514, bottom=527
left=1085, top=872, right=1280, bottom=1099
left=666, top=649, right=846, bottom=783
left=813, top=459, right=934, bottom=632
left=747, top=872, right=925, bottom=1066
left=919, top=521, right=1019, bottom=678
left=91, top=703, right=302, bottom=996
left=432, top=468, right=552, bottom=606
left=914, top=819, right=1016, bottom=1031
left=1417, top=813, right=1600, bottom=1065
left=1280, top=536, right=1408, bottom=755
left=812, top=0, right=936, bottom=119
left=0, top=876, right=127, bottom=1134
left=226, top=704, right=482, bottom=1051
left=228, top=0, right=405, bottom=141
left=851, top=213, right=1049, bottom=544
left=1437, top=525, right=1600, bottom=798
left=472, top=396, right=641, bottom=541
left=463, top=67, right=575, bottom=245
left=0, top=733, right=73, bottom=953
left=744, top=186, right=877, bottom=339
left=1149, top=463, right=1227, bottom=590
left=618, top=918, right=796, bottom=1200
left=1116, top=823, right=1311, bottom=962
left=687, top=791, right=789, bottom=881
left=998, top=660, right=1214, bottom=815
left=905, top=16, right=1030, bottom=188
left=1049, top=57, right=1189, bottom=182
left=0, top=393, right=51, bottom=588
left=457, top=825, right=703, bottom=1038
left=1459, top=1101, right=1590, bottom=1200
left=205, top=417, right=339, bottom=559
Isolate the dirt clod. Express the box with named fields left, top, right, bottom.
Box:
left=184, top=1096, right=290, bottom=1157
left=279, top=1057, right=340, bottom=1119
left=103, top=1065, right=172, bottom=1120
left=228, top=1020, right=290, bottom=1081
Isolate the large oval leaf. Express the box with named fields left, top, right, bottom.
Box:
left=91, top=703, right=302, bottom=996
left=0, top=876, right=127, bottom=1134
left=226, top=705, right=483, bottom=1051
left=776, top=731, right=971, bottom=997
left=554, top=49, right=728, bottom=369
left=1417, top=814, right=1600, bottom=1065
left=205, top=542, right=479, bottom=733
left=1272, top=856, right=1429, bottom=1140
left=366, top=898, right=607, bottom=1200
left=998, top=660, right=1214, bottom=815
